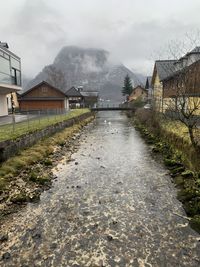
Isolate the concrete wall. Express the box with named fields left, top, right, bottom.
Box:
left=0, top=112, right=94, bottom=162
left=0, top=94, right=8, bottom=116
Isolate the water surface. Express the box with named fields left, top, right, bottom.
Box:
left=0, top=111, right=199, bottom=267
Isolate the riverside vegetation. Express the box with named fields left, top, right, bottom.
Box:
left=0, top=112, right=95, bottom=219
left=0, top=109, right=90, bottom=142
left=132, top=108, right=200, bottom=234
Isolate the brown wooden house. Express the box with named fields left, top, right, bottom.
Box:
left=18, top=81, right=69, bottom=111
left=162, top=59, right=200, bottom=98
left=162, top=59, right=200, bottom=114
left=128, top=85, right=147, bottom=102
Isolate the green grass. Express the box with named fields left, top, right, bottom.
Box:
left=0, top=109, right=89, bottom=142
left=161, top=119, right=200, bottom=145
left=0, top=114, right=94, bottom=191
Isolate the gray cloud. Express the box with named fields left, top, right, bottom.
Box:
left=1, top=0, right=200, bottom=78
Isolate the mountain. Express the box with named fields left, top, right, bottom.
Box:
left=25, top=46, right=142, bottom=101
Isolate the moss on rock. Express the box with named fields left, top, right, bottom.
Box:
left=190, top=215, right=200, bottom=234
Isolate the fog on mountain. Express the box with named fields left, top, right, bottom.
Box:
left=25, top=46, right=143, bottom=101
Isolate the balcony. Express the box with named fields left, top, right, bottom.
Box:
left=0, top=46, right=21, bottom=95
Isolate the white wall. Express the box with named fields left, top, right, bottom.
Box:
left=64, top=97, right=69, bottom=110
left=0, top=94, right=8, bottom=116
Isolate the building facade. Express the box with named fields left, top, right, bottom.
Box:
left=0, top=42, right=21, bottom=116
left=151, top=60, right=176, bottom=112
left=162, top=59, right=200, bottom=115
left=128, top=85, right=147, bottom=102
left=152, top=47, right=200, bottom=113
left=18, top=81, right=69, bottom=111
left=65, top=87, right=84, bottom=108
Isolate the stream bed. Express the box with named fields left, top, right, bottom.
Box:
left=0, top=111, right=199, bottom=267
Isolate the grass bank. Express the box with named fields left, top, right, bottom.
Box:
left=0, top=113, right=95, bottom=218
left=0, top=109, right=89, bottom=142
left=132, top=108, right=200, bottom=234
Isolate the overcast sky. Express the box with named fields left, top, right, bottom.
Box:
left=1, top=0, right=200, bottom=78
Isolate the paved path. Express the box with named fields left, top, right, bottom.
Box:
left=0, top=114, right=37, bottom=126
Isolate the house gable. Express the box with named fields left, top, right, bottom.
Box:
left=65, top=87, right=82, bottom=97
left=20, top=81, right=66, bottom=99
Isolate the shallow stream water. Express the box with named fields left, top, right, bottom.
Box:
left=0, top=111, right=199, bottom=267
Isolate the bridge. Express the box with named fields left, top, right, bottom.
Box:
left=90, top=104, right=135, bottom=111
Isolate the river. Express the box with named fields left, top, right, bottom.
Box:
left=0, top=111, right=199, bottom=267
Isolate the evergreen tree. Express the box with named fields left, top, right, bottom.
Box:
left=122, top=74, right=133, bottom=96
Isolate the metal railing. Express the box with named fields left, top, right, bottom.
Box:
left=0, top=108, right=71, bottom=139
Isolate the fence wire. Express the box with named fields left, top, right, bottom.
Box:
left=0, top=108, right=71, bottom=142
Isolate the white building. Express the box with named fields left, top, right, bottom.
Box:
left=0, top=42, right=22, bottom=116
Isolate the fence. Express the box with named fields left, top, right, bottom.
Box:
left=0, top=108, right=71, bottom=141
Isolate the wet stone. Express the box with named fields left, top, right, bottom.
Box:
left=1, top=252, right=11, bottom=260
left=107, top=235, right=114, bottom=241
left=0, top=233, right=8, bottom=242
left=50, top=242, right=57, bottom=249
left=31, top=231, right=42, bottom=240
left=83, top=211, right=90, bottom=216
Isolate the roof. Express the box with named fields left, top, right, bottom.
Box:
left=19, top=81, right=66, bottom=97
left=162, top=58, right=200, bottom=82
left=0, top=42, right=9, bottom=49
left=155, top=60, right=176, bottom=80
left=186, top=46, right=200, bottom=55
left=0, top=42, right=20, bottom=60
left=130, top=85, right=147, bottom=96
left=65, top=87, right=82, bottom=97
left=80, top=91, right=99, bottom=97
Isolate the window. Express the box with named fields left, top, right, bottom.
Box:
left=11, top=56, right=20, bottom=70
left=0, top=56, right=10, bottom=75
left=0, top=50, right=21, bottom=86
left=41, top=87, right=48, bottom=93
left=11, top=68, right=21, bottom=86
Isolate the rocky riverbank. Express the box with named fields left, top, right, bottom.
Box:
left=0, top=114, right=95, bottom=222
left=132, top=114, right=200, bottom=234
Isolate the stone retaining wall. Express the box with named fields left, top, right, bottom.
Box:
left=0, top=112, right=93, bottom=163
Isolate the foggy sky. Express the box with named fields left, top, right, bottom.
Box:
left=1, top=0, right=200, bottom=78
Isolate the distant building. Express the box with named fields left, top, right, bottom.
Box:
left=80, top=91, right=99, bottom=107
left=18, top=81, right=69, bottom=111
left=65, top=87, right=84, bottom=108
left=65, top=87, right=99, bottom=108
left=0, top=42, right=22, bottom=116
left=128, top=85, right=147, bottom=102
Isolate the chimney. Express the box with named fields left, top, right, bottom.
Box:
left=0, top=41, right=9, bottom=49
left=77, top=86, right=83, bottom=92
